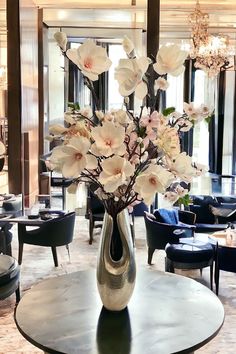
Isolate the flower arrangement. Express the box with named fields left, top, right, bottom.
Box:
left=49, top=33, right=212, bottom=217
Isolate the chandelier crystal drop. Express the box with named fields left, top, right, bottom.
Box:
left=188, top=0, right=232, bottom=77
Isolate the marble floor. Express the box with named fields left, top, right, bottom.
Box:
left=0, top=212, right=236, bottom=353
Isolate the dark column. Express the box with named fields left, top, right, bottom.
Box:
left=147, top=0, right=160, bottom=58
left=38, top=8, right=44, bottom=157
left=182, top=59, right=194, bottom=156
left=146, top=0, right=160, bottom=112
left=232, top=68, right=236, bottom=174
left=216, top=71, right=226, bottom=174
left=7, top=0, right=22, bottom=194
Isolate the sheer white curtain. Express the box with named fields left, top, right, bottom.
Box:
left=192, top=70, right=210, bottom=167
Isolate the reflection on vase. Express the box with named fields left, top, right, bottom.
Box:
left=97, top=209, right=136, bottom=311
left=96, top=307, right=131, bottom=354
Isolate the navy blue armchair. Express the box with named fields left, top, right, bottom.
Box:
left=144, top=208, right=196, bottom=265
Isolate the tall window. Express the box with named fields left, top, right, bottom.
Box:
left=70, top=42, right=90, bottom=108
left=108, top=44, right=124, bottom=109
left=192, top=70, right=209, bottom=166
left=166, top=73, right=184, bottom=112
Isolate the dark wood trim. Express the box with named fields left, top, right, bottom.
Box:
left=217, top=71, right=226, bottom=175
left=7, top=0, right=23, bottom=194
left=147, top=0, right=160, bottom=58
left=182, top=59, right=194, bottom=156
left=232, top=70, right=236, bottom=174
left=38, top=8, right=44, bottom=157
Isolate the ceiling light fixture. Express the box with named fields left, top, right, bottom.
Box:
left=188, top=0, right=232, bottom=77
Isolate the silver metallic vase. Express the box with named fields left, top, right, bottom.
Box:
left=96, top=209, right=136, bottom=311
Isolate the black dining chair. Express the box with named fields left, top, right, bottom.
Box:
left=17, top=211, right=76, bottom=267
left=39, top=154, right=73, bottom=209
left=0, top=255, right=20, bottom=304
left=85, top=187, right=105, bottom=245
left=144, top=209, right=196, bottom=265
left=214, top=241, right=236, bottom=295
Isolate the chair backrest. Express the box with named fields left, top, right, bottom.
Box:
left=18, top=212, right=76, bottom=247
left=86, top=185, right=105, bottom=217
left=144, top=212, right=179, bottom=250
left=42, top=211, right=76, bottom=246
left=154, top=208, right=179, bottom=224
left=217, top=245, right=236, bottom=273
left=189, top=204, right=216, bottom=224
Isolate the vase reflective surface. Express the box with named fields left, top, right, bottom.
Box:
left=96, top=209, right=136, bottom=311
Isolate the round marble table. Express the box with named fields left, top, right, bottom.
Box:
left=15, top=269, right=224, bottom=354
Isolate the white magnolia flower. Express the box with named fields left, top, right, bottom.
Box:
left=49, top=124, right=68, bottom=135
left=67, top=39, right=112, bottom=81
left=115, top=57, right=151, bottom=99
left=91, top=121, right=126, bottom=157
left=154, top=77, right=169, bottom=91
left=153, top=44, right=188, bottom=76
left=64, top=112, right=76, bottom=125
left=122, top=36, right=134, bottom=55
left=194, top=162, right=208, bottom=176
left=95, top=110, right=105, bottom=121
left=112, top=109, right=130, bottom=126
left=163, top=191, right=179, bottom=204
left=183, top=102, right=195, bottom=116
left=199, top=104, right=212, bottom=118
left=99, top=156, right=135, bottom=193
left=176, top=185, right=188, bottom=197
left=156, top=126, right=180, bottom=158
left=170, top=152, right=196, bottom=182
left=54, top=31, right=67, bottom=52
left=50, top=136, right=96, bottom=178
left=134, top=164, right=173, bottom=205
left=67, top=183, right=78, bottom=194
left=79, top=106, right=93, bottom=118
left=178, top=118, right=193, bottom=132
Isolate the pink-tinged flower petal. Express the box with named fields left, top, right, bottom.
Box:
left=66, top=40, right=112, bottom=82
left=135, top=81, right=148, bottom=100
left=49, top=124, right=68, bottom=135
left=54, top=31, right=67, bottom=52
left=62, top=155, right=86, bottom=178
left=136, top=57, right=151, bottom=73
left=122, top=36, right=134, bottom=55
left=86, top=154, right=98, bottom=169
left=123, top=160, right=135, bottom=176
left=154, top=44, right=188, bottom=76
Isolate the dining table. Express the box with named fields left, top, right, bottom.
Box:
left=14, top=268, right=224, bottom=354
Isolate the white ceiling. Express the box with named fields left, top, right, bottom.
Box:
left=31, top=0, right=236, bottom=44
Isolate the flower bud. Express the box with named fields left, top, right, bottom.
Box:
left=54, top=31, right=67, bottom=52
left=122, top=36, right=134, bottom=55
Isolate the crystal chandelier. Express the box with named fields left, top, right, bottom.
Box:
left=188, top=0, right=231, bottom=77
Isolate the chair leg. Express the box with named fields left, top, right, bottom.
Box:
left=65, top=244, right=71, bottom=262
left=51, top=247, right=59, bottom=267
left=210, top=263, right=213, bottom=291
left=89, top=219, right=94, bottom=245
left=18, top=243, right=24, bottom=265
left=15, top=283, right=21, bottom=304
left=6, top=243, right=12, bottom=257
left=165, top=258, right=175, bottom=273
left=200, top=268, right=203, bottom=276
left=130, top=224, right=135, bottom=247
left=215, top=266, right=220, bottom=295
left=148, top=247, right=155, bottom=265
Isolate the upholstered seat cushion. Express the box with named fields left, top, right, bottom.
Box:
left=195, top=223, right=228, bottom=233
left=2, top=197, right=22, bottom=212
left=165, top=241, right=214, bottom=263
left=154, top=208, right=179, bottom=224
left=0, top=255, right=19, bottom=286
